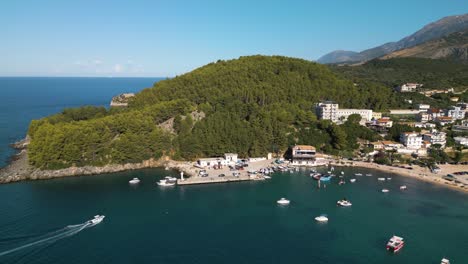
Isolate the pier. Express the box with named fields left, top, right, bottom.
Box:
left=177, top=175, right=253, bottom=185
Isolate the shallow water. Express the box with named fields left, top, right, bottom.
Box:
left=0, top=167, right=467, bottom=263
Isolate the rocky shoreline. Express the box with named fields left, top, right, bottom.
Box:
left=0, top=139, right=194, bottom=184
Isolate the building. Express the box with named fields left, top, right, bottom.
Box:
left=446, top=106, right=466, bottom=120
left=196, top=153, right=238, bottom=168
left=417, top=112, right=430, bottom=122
left=423, top=131, right=446, bottom=148
left=456, top=102, right=468, bottom=110
left=316, top=101, right=372, bottom=124
left=400, top=132, right=422, bottom=149
left=224, top=153, right=238, bottom=163
left=454, top=137, right=468, bottom=146
left=428, top=108, right=444, bottom=120
left=372, top=112, right=382, bottom=120
left=435, top=116, right=454, bottom=126
left=376, top=117, right=393, bottom=128
left=453, top=120, right=468, bottom=132
left=381, top=141, right=403, bottom=150
left=291, top=145, right=317, bottom=165
left=414, top=122, right=436, bottom=129
left=418, top=104, right=430, bottom=112
left=395, top=83, right=422, bottom=92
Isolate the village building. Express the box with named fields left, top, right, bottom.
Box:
left=372, top=112, right=382, bottom=120
left=394, top=83, right=422, bottom=92
left=454, top=137, right=468, bottom=146
left=428, top=108, right=444, bottom=120
left=435, top=116, right=454, bottom=126
left=416, top=112, right=430, bottom=122
left=376, top=117, right=393, bottom=128
left=446, top=106, right=466, bottom=120
left=453, top=120, right=468, bottom=132
left=290, top=145, right=326, bottom=166
left=414, top=122, right=436, bottom=129
left=418, top=104, right=430, bottom=112
left=196, top=153, right=238, bottom=168
left=316, top=101, right=372, bottom=124
left=400, top=132, right=423, bottom=150
left=423, top=131, right=447, bottom=148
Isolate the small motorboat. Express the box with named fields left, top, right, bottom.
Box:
left=157, top=179, right=176, bottom=186
left=350, top=178, right=356, bottom=183
left=386, top=177, right=392, bottom=180
left=129, top=178, right=140, bottom=184
left=386, top=235, right=404, bottom=253
left=320, top=176, right=332, bottom=182
left=382, top=189, right=390, bottom=193
left=365, top=173, right=372, bottom=177
left=378, top=178, right=386, bottom=181
left=315, top=215, right=328, bottom=222
left=441, top=258, right=450, bottom=264
left=337, top=199, right=352, bottom=207
left=277, top=198, right=290, bottom=205
left=264, top=175, right=271, bottom=179
left=87, top=215, right=105, bottom=225
left=400, top=185, right=407, bottom=190
left=355, top=173, right=363, bottom=176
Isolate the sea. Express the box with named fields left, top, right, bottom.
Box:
left=0, top=78, right=468, bottom=264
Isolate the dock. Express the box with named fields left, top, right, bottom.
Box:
left=177, top=175, right=253, bottom=185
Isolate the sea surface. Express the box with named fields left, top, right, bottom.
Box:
left=0, top=78, right=468, bottom=263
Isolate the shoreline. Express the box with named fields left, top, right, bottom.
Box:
left=1, top=147, right=467, bottom=195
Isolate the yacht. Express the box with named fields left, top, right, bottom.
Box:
left=386, top=235, right=404, bottom=253
left=382, top=189, right=390, bottom=193
left=400, top=185, right=407, bottom=190
left=350, top=178, right=356, bottom=183
left=157, top=179, right=176, bottom=186
left=441, top=258, right=450, bottom=264
left=129, top=178, right=140, bottom=184
left=337, top=199, right=352, bottom=207
left=315, top=215, right=328, bottom=222
left=87, top=215, right=105, bottom=225
left=277, top=198, right=290, bottom=205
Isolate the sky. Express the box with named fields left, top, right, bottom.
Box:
left=1, top=0, right=467, bottom=77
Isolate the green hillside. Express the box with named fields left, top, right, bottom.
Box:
left=28, top=55, right=399, bottom=170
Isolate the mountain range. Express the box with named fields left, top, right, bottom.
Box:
left=318, top=13, right=468, bottom=64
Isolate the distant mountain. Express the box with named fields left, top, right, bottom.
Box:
left=318, top=13, right=468, bottom=64
left=315, top=50, right=363, bottom=64
left=381, top=29, right=468, bottom=63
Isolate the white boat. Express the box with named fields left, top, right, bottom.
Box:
left=350, top=178, right=356, bottom=183
left=277, top=198, right=290, bottom=205
left=441, top=258, right=450, bottom=264
left=386, top=235, right=404, bottom=253
left=366, top=173, right=372, bottom=176
left=157, top=179, right=175, bottom=186
left=337, top=199, right=352, bottom=207
left=165, top=176, right=177, bottom=183
left=341, top=171, right=344, bottom=175
left=386, top=177, right=392, bottom=180
left=400, top=185, right=407, bottom=190
left=355, top=173, right=363, bottom=176
left=129, top=178, right=140, bottom=184
left=378, top=177, right=385, bottom=181
left=315, top=215, right=328, bottom=222
left=382, top=189, right=389, bottom=193
left=87, top=215, right=105, bottom=225
left=264, top=175, right=271, bottom=179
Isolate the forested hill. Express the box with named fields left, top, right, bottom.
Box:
left=28, top=56, right=398, bottom=170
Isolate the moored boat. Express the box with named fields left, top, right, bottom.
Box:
left=400, top=185, right=407, bottom=190
left=337, top=199, right=352, bottom=207
left=277, top=198, right=290, bottom=205
left=365, top=173, right=372, bottom=176
left=350, top=178, right=356, bottom=183
left=386, top=235, right=404, bottom=253
left=320, top=176, right=332, bottom=182
left=378, top=177, right=385, bottom=181
left=441, top=258, right=450, bottom=264
left=355, top=173, right=363, bottom=176
left=157, top=179, right=176, bottom=186
left=129, top=178, right=140, bottom=184
left=386, top=177, right=392, bottom=180
left=315, top=215, right=328, bottom=222
left=382, top=189, right=389, bottom=193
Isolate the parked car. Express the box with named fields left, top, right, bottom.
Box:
left=218, top=174, right=225, bottom=177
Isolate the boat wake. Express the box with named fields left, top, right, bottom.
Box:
left=0, top=221, right=95, bottom=258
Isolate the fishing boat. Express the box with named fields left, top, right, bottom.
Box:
left=87, top=215, right=105, bottom=225
left=378, top=177, right=385, bottom=181
left=129, top=178, right=140, bottom=184
left=337, top=199, right=352, bottom=207
left=441, top=258, right=450, bottom=264
left=355, top=173, right=363, bottom=176
left=315, top=215, right=328, bottom=222
left=386, top=235, right=404, bottom=253
left=400, top=185, right=407, bottom=190
left=382, top=189, right=389, bottom=193
left=157, top=179, right=176, bottom=186
left=277, top=198, right=290, bottom=205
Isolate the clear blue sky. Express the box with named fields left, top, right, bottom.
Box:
left=1, top=0, right=467, bottom=77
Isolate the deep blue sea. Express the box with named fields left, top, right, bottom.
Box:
left=0, top=78, right=467, bottom=264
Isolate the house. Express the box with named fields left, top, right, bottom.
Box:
left=435, top=116, right=454, bottom=126
left=372, top=112, right=382, bottom=120
left=376, top=117, right=393, bottom=128
left=291, top=145, right=318, bottom=165
left=418, top=104, right=430, bottom=112
left=370, top=141, right=384, bottom=150
left=454, top=137, right=468, bottom=146
left=423, top=131, right=446, bottom=148
left=446, top=106, right=466, bottom=120
left=417, top=112, right=430, bottom=122
left=395, top=83, right=422, bottom=92
left=400, top=132, right=422, bottom=150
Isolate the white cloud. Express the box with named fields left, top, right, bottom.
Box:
left=113, top=64, right=123, bottom=73
left=93, top=59, right=103, bottom=65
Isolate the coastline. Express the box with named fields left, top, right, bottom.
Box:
left=1, top=145, right=467, bottom=195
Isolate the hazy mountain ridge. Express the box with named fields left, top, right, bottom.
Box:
left=318, top=14, right=468, bottom=64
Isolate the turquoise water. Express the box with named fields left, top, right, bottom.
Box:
left=0, top=78, right=467, bottom=263
left=0, top=77, right=160, bottom=167
left=0, top=168, right=467, bottom=263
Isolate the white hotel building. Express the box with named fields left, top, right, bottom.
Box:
left=400, top=132, right=423, bottom=150
left=316, top=101, right=372, bottom=124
